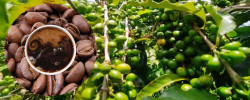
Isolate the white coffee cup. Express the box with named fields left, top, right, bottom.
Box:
left=24, top=25, right=76, bottom=75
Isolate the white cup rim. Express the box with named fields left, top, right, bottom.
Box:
left=24, top=25, right=76, bottom=75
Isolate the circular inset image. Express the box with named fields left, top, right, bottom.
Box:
left=5, top=4, right=96, bottom=96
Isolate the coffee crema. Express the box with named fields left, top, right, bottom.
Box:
left=27, top=27, right=73, bottom=72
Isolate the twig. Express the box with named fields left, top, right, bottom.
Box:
left=66, top=0, right=77, bottom=11
left=101, top=0, right=110, bottom=100
left=142, top=22, right=158, bottom=38
left=193, top=24, right=243, bottom=86
left=220, top=3, right=250, bottom=13
left=122, top=17, right=129, bottom=62
left=193, top=25, right=216, bottom=51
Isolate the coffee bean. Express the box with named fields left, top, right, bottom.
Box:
left=31, top=22, right=45, bottom=32
left=15, top=78, right=31, bottom=89
left=72, top=15, right=91, bottom=34
left=15, top=46, right=24, bottom=63
left=14, top=15, right=26, bottom=25
left=54, top=18, right=68, bottom=27
left=30, top=66, right=40, bottom=79
left=8, top=43, right=20, bottom=59
left=76, top=40, right=94, bottom=58
left=21, top=34, right=29, bottom=46
left=31, top=74, right=46, bottom=94
left=53, top=73, right=64, bottom=95
left=82, top=75, right=88, bottom=83
left=80, top=35, right=89, bottom=40
left=48, top=20, right=55, bottom=25
left=20, top=57, right=33, bottom=80
left=19, top=22, right=31, bottom=35
left=4, top=39, right=8, bottom=49
left=37, top=12, right=49, bottom=18
left=49, top=4, right=69, bottom=13
left=85, top=61, right=94, bottom=75
left=49, top=14, right=59, bottom=20
left=64, top=23, right=80, bottom=40
left=65, top=62, right=85, bottom=83
left=7, top=58, right=15, bottom=73
left=63, top=9, right=78, bottom=21
left=26, top=7, right=34, bottom=12
left=63, top=71, right=70, bottom=77
left=88, top=56, right=96, bottom=62
left=7, top=26, right=23, bottom=44
left=59, top=83, right=78, bottom=95
left=25, top=12, right=47, bottom=25
left=46, top=73, right=64, bottom=96
left=69, top=60, right=78, bottom=70
left=15, top=63, right=24, bottom=78
left=34, top=4, right=53, bottom=13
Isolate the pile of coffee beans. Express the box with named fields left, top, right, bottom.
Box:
left=5, top=4, right=96, bottom=96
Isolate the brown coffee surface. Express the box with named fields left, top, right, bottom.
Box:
left=27, top=27, right=73, bottom=72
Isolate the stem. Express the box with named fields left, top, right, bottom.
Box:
left=142, top=22, right=158, bottom=38
left=220, top=3, right=250, bottom=13
left=193, top=25, right=216, bottom=51
left=193, top=24, right=243, bottom=86
left=122, top=17, right=129, bottom=62
left=101, top=0, right=110, bottom=100
left=66, top=0, right=77, bottom=11
left=215, top=32, right=221, bottom=48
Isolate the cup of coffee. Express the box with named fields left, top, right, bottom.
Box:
left=24, top=25, right=76, bottom=75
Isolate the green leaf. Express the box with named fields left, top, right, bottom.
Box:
left=141, top=85, right=218, bottom=100
left=112, top=0, right=120, bottom=6
left=205, top=5, right=236, bottom=35
left=138, top=9, right=152, bottom=16
left=234, top=58, right=250, bottom=77
left=136, top=74, right=188, bottom=100
left=0, top=0, right=9, bottom=39
left=234, top=26, right=250, bottom=42
left=233, top=10, right=250, bottom=26
left=128, top=0, right=206, bottom=27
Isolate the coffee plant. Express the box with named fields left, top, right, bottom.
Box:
left=1, top=0, right=250, bottom=100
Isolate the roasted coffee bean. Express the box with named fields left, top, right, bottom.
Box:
left=72, top=15, right=91, bottom=34
left=53, top=73, right=64, bottom=95
left=14, top=15, right=26, bottom=24
left=85, top=61, right=94, bottom=75
left=31, top=74, right=46, bottom=94
left=69, top=60, right=78, bottom=70
left=59, top=83, right=78, bottom=95
left=15, top=63, right=24, bottom=78
left=48, top=21, right=55, bottom=25
left=76, top=40, right=94, bottom=58
left=54, top=18, right=68, bottom=27
left=16, top=78, right=31, bottom=89
left=49, top=4, right=69, bottom=13
left=49, top=14, right=59, bottom=20
left=62, top=9, right=78, bottom=21
left=88, top=55, right=96, bottom=62
left=34, top=4, right=53, bottom=13
left=26, top=7, right=34, bottom=12
left=8, top=43, right=20, bottom=59
left=7, top=58, right=15, bottom=73
left=21, top=34, right=29, bottom=46
left=15, top=46, right=24, bottom=63
left=80, top=35, right=89, bottom=40
left=47, top=74, right=64, bottom=96
left=19, top=22, right=31, bottom=35
left=65, top=62, right=85, bottom=83
left=20, top=57, right=33, bottom=80
left=25, top=12, right=47, bottom=25
left=63, top=71, right=70, bottom=78
left=7, top=26, right=23, bottom=44
left=31, top=22, right=45, bottom=32
left=4, top=50, right=8, bottom=62
left=64, top=23, right=80, bottom=40
left=30, top=66, right=40, bottom=79
left=37, top=12, right=49, bottom=18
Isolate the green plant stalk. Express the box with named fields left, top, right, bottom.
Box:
left=220, top=3, right=250, bottom=14
left=66, top=0, right=77, bottom=11
left=101, top=0, right=110, bottom=100
left=193, top=24, right=243, bottom=85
